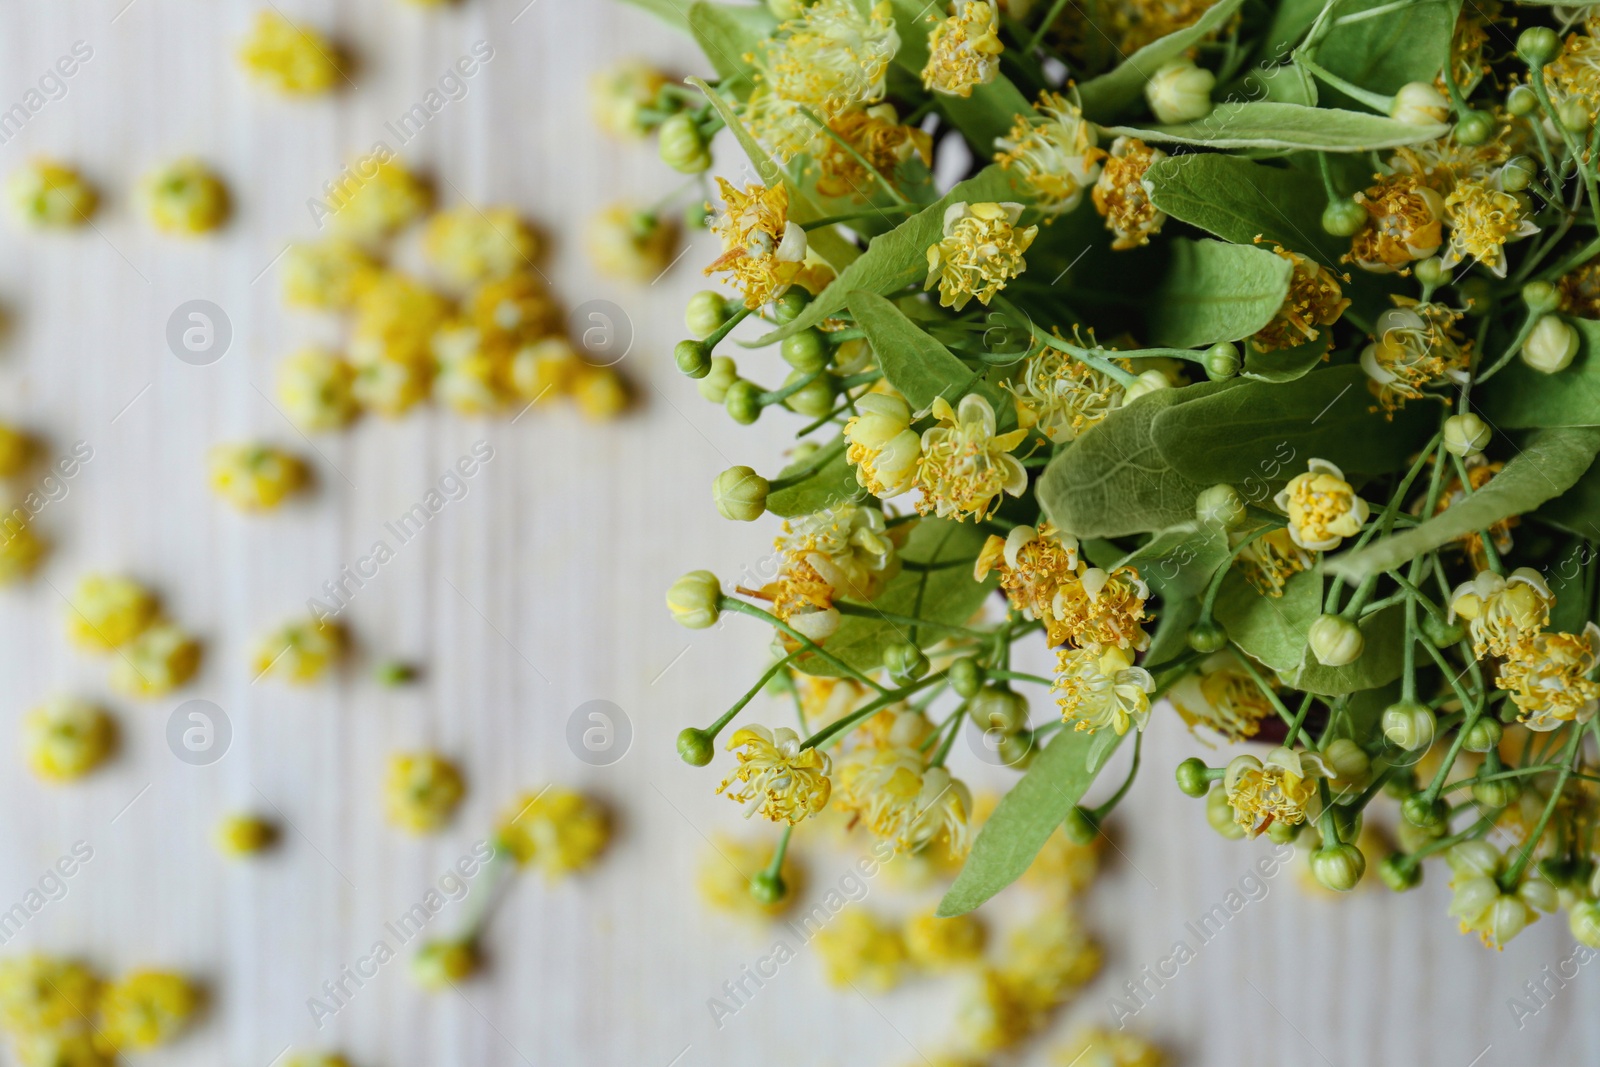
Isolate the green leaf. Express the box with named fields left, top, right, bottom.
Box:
left=1144, top=154, right=1344, bottom=263
left=615, top=0, right=692, bottom=32
left=797, top=519, right=994, bottom=677
left=937, top=727, right=1123, bottom=916
left=749, top=164, right=1027, bottom=346
left=1117, top=521, right=1232, bottom=601
left=1147, top=239, right=1293, bottom=348
left=1037, top=388, right=1216, bottom=539
left=1312, top=0, right=1458, bottom=102
left=1149, top=364, right=1435, bottom=484
left=1328, top=428, right=1600, bottom=583
left=1107, top=102, right=1448, bottom=151
left=766, top=438, right=863, bottom=518
left=1534, top=455, right=1600, bottom=538
left=847, top=291, right=1001, bottom=412
left=1242, top=334, right=1331, bottom=383
left=688, top=2, right=777, bottom=84
left=1479, top=319, right=1600, bottom=429
left=1076, top=0, right=1247, bottom=119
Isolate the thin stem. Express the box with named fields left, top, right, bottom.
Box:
left=721, top=598, right=891, bottom=694
left=801, top=671, right=947, bottom=750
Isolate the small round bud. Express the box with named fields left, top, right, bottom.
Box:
left=774, top=288, right=811, bottom=324
left=1442, top=413, right=1491, bottom=458
left=1311, top=842, right=1366, bottom=892
left=1203, top=341, right=1241, bottom=380
left=1458, top=275, right=1493, bottom=315
left=1507, top=84, right=1538, bottom=116
left=1145, top=58, right=1215, bottom=123
left=1122, top=369, right=1171, bottom=403
left=675, top=339, right=712, bottom=379
left=713, top=465, right=770, bottom=522
left=658, top=113, right=712, bottom=173
left=1523, top=315, right=1580, bottom=374
left=1378, top=854, right=1422, bottom=891
left=1453, top=109, right=1495, bottom=145
left=1195, top=483, right=1246, bottom=528
left=1413, top=257, right=1450, bottom=288
left=1420, top=612, right=1466, bottom=648
left=724, top=379, right=762, bottom=425
left=1461, top=717, right=1503, bottom=753
left=697, top=356, right=738, bottom=401
left=1206, top=785, right=1245, bottom=839
left=1187, top=619, right=1229, bottom=654
left=1265, top=819, right=1302, bottom=845
left=1402, top=791, right=1449, bottom=828
left=881, top=641, right=930, bottom=682
left=1063, top=805, right=1100, bottom=845
left=1571, top=901, right=1600, bottom=949
left=1308, top=614, right=1364, bottom=666
left=997, top=731, right=1036, bottom=769
left=684, top=291, right=731, bottom=340
left=685, top=201, right=712, bottom=230
left=1473, top=775, right=1521, bottom=809
left=1175, top=757, right=1211, bottom=798
left=375, top=660, right=417, bottom=687
left=1518, top=26, right=1561, bottom=67
left=666, top=571, right=721, bottom=630
left=1321, top=197, right=1367, bottom=237
left=1382, top=701, right=1437, bottom=752
left=781, top=368, right=836, bottom=418
left=1384, top=768, right=1417, bottom=799
left=780, top=329, right=828, bottom=373
left=1388, top=82, right=1449, bottom=126
left=1501, top=156, right=1537, bottom=192
left=1559, top=97, right=1592, bottom=133
left=677, top=727, right=714, bottom=766
left=949, top=657, right=984, bottom=698
left=749, top=869, right=787, bottom=905
left=971, top=685, right=1027, bottom=734
left=1323, top=738, right=1371, bottom=785
left=411, top=939, right=478, bottom=991
left=1523, top=280, right=1561, bottom=315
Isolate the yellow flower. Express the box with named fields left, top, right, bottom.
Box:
left=1054, top=1026, right=1167, bottom=1067
left=214, top=814, right=277, bottom=858
left=696, top=835, right=801, bottom=919
left=431, top=324, right=513, bottom=416
left=1005, top=336, right=1124, bottom=443
left=236, top=11, right=343, bottom=96
left=925, top=201, right=1038, bottom=311
left=718, top=724, right=833, bottom=825
left=280, top=240, right=379, bottom=310
left=844, top=392, right=923, bottom=498
left=587, top=204, right=679, bottom=283
left=1053, top=646, right=1155, bottom=735
left=706, top=181, right=807, bottom=308
left=1223, top=746, right=1333, bottom=837
left=976, top=522, right=1079, bottom=625
left=423, top=205, right=538, bottom=287
left=955, top=968, right=1033, bottom=1052
left=1546, top=29, right=1600, bottom=124
left=497, top=787, right=610, bottom=879
left=1441, top=179, right=1538, bottom=278
left=0, top=956, right=101, bottom=1035
left=1496, top=623, right=1600, bottom=731
left=277, top=349, right=358, bottom=431
left=329, top=155, right=431, bottom=239
left=6, top=160, right=97, bottom=227
left=995, top=92, right=1103, bottom=216
left=813, top=908, right=906, bottom=991
left=351, top=271, right=451, bottom=365
left=66, top=574, right=157, bottom=651
left=833, top=744, right=974, bottom=855
left=1349, top=172, right=1445, bottom=272
left=1092, top=137, right=1167, bottom=250
left=353, top=356, right=432, bottom=417
left=588, top=62, right=668, bottom=138
left=1236, top=525, right=1313, bottom=597
left=139, top=159, right=229, bottom=235
left=923, top=2, right=1005, bottom=98
left=1051, top=0, right=1222, bottom=60
left=510, top=337, right=581, bottom=404
left=1251, top=249, right=1350, bottom=353
left=23, top=698, right=115, bottom=782
left=1273, top=458, right=1368, bottom=552
left=95, top=971, right=198, bottom=1051
left=110, top=623, right=200, bottom=698
left=11, top=1031, right=110, bottom=1067
left=467, top=272, right=562, bottom=346
left=251, top=617, right=344, bottom=683
left=770, top=501, right=901, bottom=611
left=384, top=752, right=466, bottom=834
left=208, top=443, right=309, bottom=512
left=1449, top=567, right=1554, bottom=659
left=0, top=523, right=45, bottom=585
left=904, top=909, right=985, bottom=970
left=813, top=104, right=932, bottom=200
left=572, top=366, right=629, bottom=421
left=1434, top=453, right=1513, bottom=569
left=915, top=393, right=1029, bottom=520
left=1168, top=652, right=1273, bottom=741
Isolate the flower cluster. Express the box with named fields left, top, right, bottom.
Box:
left=0, top=955, right=199, bottom=1067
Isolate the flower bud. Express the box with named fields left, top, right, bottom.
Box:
left=1420, top=612, right=1465, bottom=648
left=1559, top=97, right=1592, bottom=133
left=724, top=379, right=762, bottom=424
left=1063, top=805, right=1100, bottom=845
left=1175, top=757, right=1211, bottom=798
left=1206, top=784, right=1245, bottom=839
left=1571, top=900, right=1600, bottom=949
left=781, top=368, right=836, bottom=418
left=678, top=727, right=714, bottom=766
left=949, top=657, right=984, bottom=698
left=675, top=339, right=712, bottom=379
left=781, top=328, right=828, bottom=373
left=698, top=356, right=738, bottom=401
left=1401, top=791, right=1449, bottom=828
left=1454, top=109, right=1495, bottom=145
left=1382, top=701, right=1437, bottom=752
left=1501, top=156, right=1537, bottom=192
left=1122, top=369, right=1171, bottom=403
left=1309, top=614, right=1364, bottom=666
left=1507, top=84, right=1538, bottom=115
left=1473, top=775, right=1521, bottom=809
left=666, top=571, right=721, bottom=629
left=1323, top=738, right=1371, bottom=785
left=1265, top=819, right=1302, bottom=845
left=1523, top=315, right=1580, bottom=374
left=749, top=868, right=788, bottom=905
left=684, top=291, right=731, bottom=340
left=1461, top=717, right=1502, bottom=753
left=1443, top=413, right=1491, bottom=458
left=411, top=939, right=479, bottom=991
left=1311, top=842, right=1366, bottom=892
left=658, top=113, right=712, bottom=173
left=997, top=731, right=1036, bottom=769
left=1144, top=59, right=1215, bottom=123
left=1321, top=197, right=1367, bottom=237
left=1389, top=82, right=1449, bottom=125
left=1413, top=257, right=1450, bottom=287
left=1458, top=275, right=1493, bottom=315
left=1195, top=483, right=1246, bottom=528
left=1523, top=279, right=1561, bottom=315
left=1518, top=26, right=1560, bottom=67
left=971, top=686, right=1027, bottom=734
left=1203, top=341, right=1241, bottom=380
left=1377, top=854, right=1422, bottom=891
left=713, top=465, right=770, bottom=522
left=882, top=641, right=930, bottom=682
left=774, top=288, right=811, bottom=324
left=1187, top=619, right=1228, bottom=654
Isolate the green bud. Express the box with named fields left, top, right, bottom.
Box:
left=1122, top=369, right=1171, bottom=403
left=1378, top=854, right=1422, bottom=891
left=1187, top=619, right=1229, bottom=654
left=1501, top=156, right=1537, bottom=192
left=1560, top=97, right=1592, bottom=133
left=684, top=201, right=712, bottom=230
left=724, top=379, right=762, bottom=424
left=1321, top=198, right=1368, bottom=237
left=1518, top=26, right=1560, bottom=67
left=1473, top=775, right=1521, bottom=809
left=1384, top=768, right=1417, bottom=799
left=1413, top=257, right=1450, bottom=288
left=375, top=660, right=417, bottom=686
left=1311, top=842, right=1366, bottom=892
left=1454, top=109, right=1495, bottom=146
left=1323, top=738, right=1371, bottom=787
left=749, top=868, right=788, bottom=905
left=774, top=288, right=811, bottom=324
left=1524, top=280, right=1561, bottom=315
left=781, top=328, right=828, bottom=373
left=971, top=685, right=1027, bottom=734
left=1203, top=341, right=1241, bottom=380
left=1309, top=614, right=1364, bottom=666
left=658, top=113, right=712, bottom=174
left=1523, top=315, right=1580, bottom=374
left=1401, top=792, right=1449, bottom=828
left=677, top=727, right=715, bottom=766
left=781, top=368, right=836, bottom=419
left=666, top=571, right=721, bottom=630
left=1571, top=900, right=1600, bottom=949
left=1175, top=757, right=1211, bottom=798
left=1507, top=84, right=1538, bottom=116
left=881, top=641, right=930, bottom=682
left=1442, top=413, right=1491, bottom=458
left=1382, top=701, right=1437, bottom=752
left=1206, top=784, right=1245, bottom=839
left=1265, top=819, right=1302, bottom=845
left=713, top=465, right=770, bottom=522
left=1461, top=717, right=1503, bottom=753
left=697, top=356, right=738, bottom=401
left=997, top=731, right=1036, bottom=769
left=675, top=339, right=712, bottom=379
left=1420, top=612, right=1465, bottom=648
left=1063, top=805, right=1100, bottom=845
left=1195, top=483, right=1247, bottom=528
left=684, top=291, right=731, bottom=340
left=410, top=939, right=479, bottom=991
left=1457, top=276, right=1493, bottom=315
left=949, top=657, right=984, bottom=698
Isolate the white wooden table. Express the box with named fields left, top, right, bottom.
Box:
left=0, top=3, right=1593, bottom=1066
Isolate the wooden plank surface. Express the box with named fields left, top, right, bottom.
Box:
left=0, top=3, right=1593, bottom=1066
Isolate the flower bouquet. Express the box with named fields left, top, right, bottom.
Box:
left=629, top=0, right=1600, bottom=950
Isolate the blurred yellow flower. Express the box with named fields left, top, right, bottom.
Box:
left=66, top=575, right=157, bottom=651
left=384, top=752, right=466, bottom=834
left=5, top=160, right=96, bottom=227
left=111, top=623, right=200, bottom=698
left=23, top=698, right=114, bottom=782
left=251, top=617, right=344, bottom=683
left=236, top=11, right=343, bottom=96
left=139, top=159, right=229, bottom=235
left=208, top=443, right=309, bottom=512
left=498, top=787, right=610, bottom=880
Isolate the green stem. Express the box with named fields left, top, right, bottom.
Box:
left=1501, top=726, right=1584, bottom=889
left=721, top=598, right=891, bottom=694
left=801, top=671, right=948, bottom=750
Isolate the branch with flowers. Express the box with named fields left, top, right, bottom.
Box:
left=625, top=0, right=1600, bottom=953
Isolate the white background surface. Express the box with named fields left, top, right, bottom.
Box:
left=0, top=3, right=1596, bottom=1066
